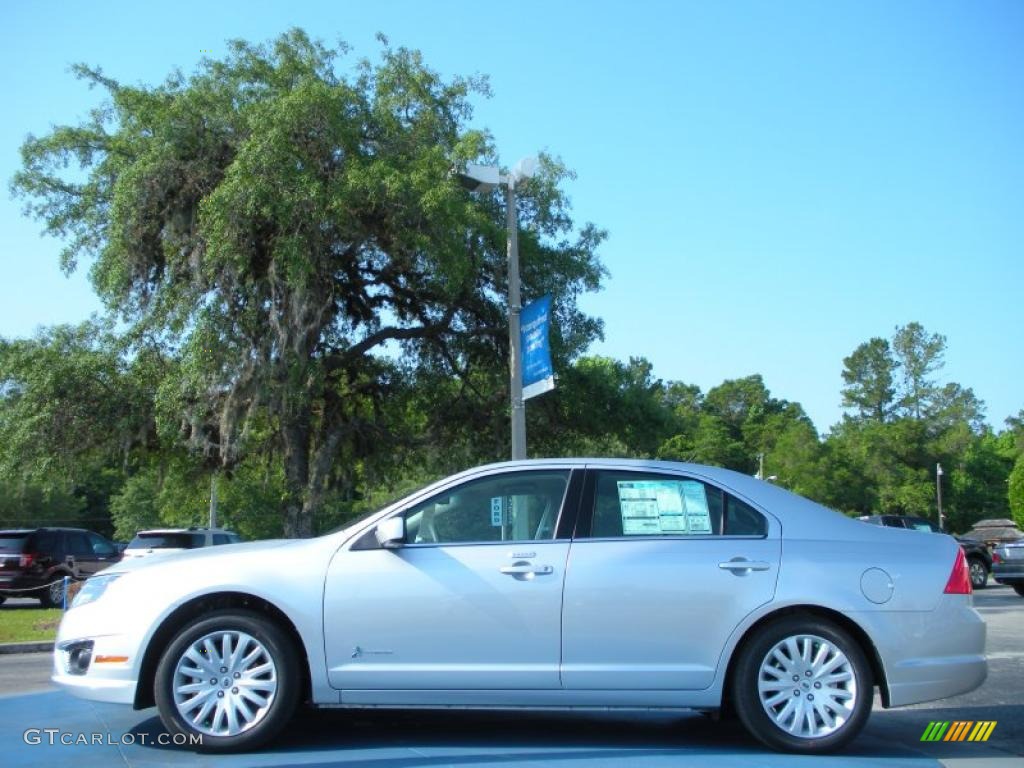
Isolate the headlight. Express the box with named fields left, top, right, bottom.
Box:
left=72, top=574, right=122, bottom=609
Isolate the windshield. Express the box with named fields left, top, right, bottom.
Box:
left=128, top=532, right=204, bottom=549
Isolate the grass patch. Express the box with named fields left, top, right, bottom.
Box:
left=0, top=608, right=62, bottom=643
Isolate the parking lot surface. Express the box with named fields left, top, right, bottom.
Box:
left=1, top=586, right=1021, bottom=767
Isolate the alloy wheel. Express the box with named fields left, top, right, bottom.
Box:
left=171, top=630, right=278, bottom=737
left=756, top=633, right=857, bottom=739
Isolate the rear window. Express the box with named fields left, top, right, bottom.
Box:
left=128, top=532, right=204, bottom=549
left=0, top=534, right=29, bottom=553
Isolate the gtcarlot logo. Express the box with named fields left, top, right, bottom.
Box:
left=920, top=721, right=997, bottom=742
left=23, top=729, right=203, bottom=747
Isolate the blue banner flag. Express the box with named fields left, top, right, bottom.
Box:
left=520, top=295, right=555, bottom=400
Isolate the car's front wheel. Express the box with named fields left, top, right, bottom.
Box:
left=154, top=610, right=301, bottom=752
left=1014, top=585, right=1024, bottom=598
left=967, top=557, right=988, bottom=590
left=732, top=616, right=873, bottom=753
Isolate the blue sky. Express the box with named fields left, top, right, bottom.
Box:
left=2, top=1, right=1022, bottom=434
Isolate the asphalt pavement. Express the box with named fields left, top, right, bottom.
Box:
left=0, top=586, right=1021, bottom=767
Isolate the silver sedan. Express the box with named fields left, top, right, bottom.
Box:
left=51, top=459, right=986, bottom=754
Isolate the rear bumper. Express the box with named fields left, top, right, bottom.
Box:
left=992, top=563, right=1024, bottom=585
left=851, top=595, right=987, bottom=708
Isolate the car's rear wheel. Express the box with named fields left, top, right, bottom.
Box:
left=1013, top=585, right=1024, bottom=598
left=967, top=557, right=988, bottom=590
left=154, top=610, right=300, bottom=752
left=732, top=616, right=873, bottom=753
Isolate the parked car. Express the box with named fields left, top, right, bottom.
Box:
left=52, top=460, right=985, bottom=754
left=992, top=541, right=1024, bottom=596
left=857, top=514, right=992, bottom=589
left=0, top=527, right=122, bottom=607
left=122, top=528, right=242, bottom=560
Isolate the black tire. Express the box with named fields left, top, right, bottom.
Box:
left=154, top=609, right=301, bottom=752
left=732, top=616, right=873, bottom=753
left=1014, top=585, right=1024, bottom=598
left=39, top=575, right=69, bottom=608
left=967, top=558, right=988, bottom=590
left=0, top=594, right=6, bottom=606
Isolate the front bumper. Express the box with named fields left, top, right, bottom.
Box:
left=51, top=603, right=142, bottom=705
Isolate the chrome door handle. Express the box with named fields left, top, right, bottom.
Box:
left=718, top=560, right=771, bottom=572
left=499, top=564, right=554, bottom=576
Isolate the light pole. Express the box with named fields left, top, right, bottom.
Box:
left=936, top=462, right=944, bottom=531
left=457, top=158, right=537, bottom=461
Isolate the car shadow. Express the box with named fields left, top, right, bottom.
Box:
left=127, top=706, right=931, bottom=765
left=871, top=703, right=1023, bottom=760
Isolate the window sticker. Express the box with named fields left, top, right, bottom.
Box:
left=490, top=497, right=503, bottom=527
left=617, top=481, right=687, bottom=535
left=680, top=481, right=712, bottom=533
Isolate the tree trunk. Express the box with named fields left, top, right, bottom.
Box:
left=282, top=417, right=313, bottom=538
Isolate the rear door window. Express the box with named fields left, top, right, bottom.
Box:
left=66, top=532, right=92, bottom=557
left=583, top=471, right=768, bottom=539
left=31, top=531, right=59, bottom=554
left=587, top=472, right=723, bottom=537
left=724, top=495, right=769, bottom=536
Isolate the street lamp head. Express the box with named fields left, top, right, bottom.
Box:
left=455, top=162, right=501, bottom=193
left=511, top=156, right=539, bottom=183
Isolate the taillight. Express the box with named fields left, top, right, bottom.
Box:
left=992, top=552, right=1001, bottom=564
left=944, top=547, right=972, bottom=594
left=18, top=553, right=36, bottom=568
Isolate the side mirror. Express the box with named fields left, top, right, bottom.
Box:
left=375, top=517, right=406, bottom=549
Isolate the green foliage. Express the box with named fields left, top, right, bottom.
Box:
left=11, top=29, right=604, bottom=537
left=946, top=432, right=1013, bottom=532
left=108, top=456, right=293, bottom=541
left=1009, top=454, right=1024, bottom=529
left=841, top=337, right=895, bottom=421
left=530, top=357, right=673, bottom=459
left=0, top=322, right=156, bottom=481
left=0, top=479, right=86, bottom=529
left=892, top=322, right=946, bottom=419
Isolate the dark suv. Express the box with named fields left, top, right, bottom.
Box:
left=858, top=515, right=992, bottom=589
left=0, top=528, right=122, bottom=607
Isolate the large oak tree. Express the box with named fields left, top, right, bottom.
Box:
left=13, top=30, right=605, bottom=536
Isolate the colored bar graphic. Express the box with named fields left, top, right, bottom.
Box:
left=921, top=721, right=949, bottom=741
left=968, top=721, right=997, bottom=742
left=921, top=720, right=996, bottom=742
left=945, top=721, right=971, bottom=741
